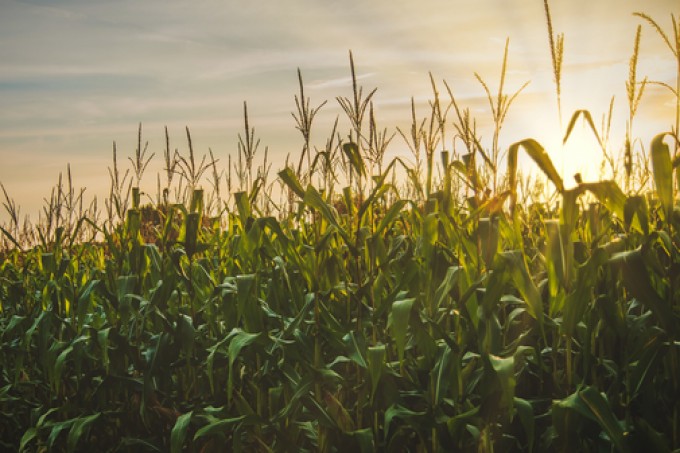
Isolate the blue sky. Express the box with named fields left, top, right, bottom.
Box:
left=0, top=0, right=677, bottom=221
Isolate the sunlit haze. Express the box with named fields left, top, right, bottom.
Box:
left=0, top=0, right=677, bottom=224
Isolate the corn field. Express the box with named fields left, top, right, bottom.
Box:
left=1, top=8, right=680, bottom=453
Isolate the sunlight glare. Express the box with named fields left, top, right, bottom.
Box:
left=557, top=122, right=609, bottom=188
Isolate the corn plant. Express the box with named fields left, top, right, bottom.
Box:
left=1, top=6, right=680, bottom=452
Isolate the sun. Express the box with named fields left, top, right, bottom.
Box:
left=560, top=123, right=609, bottom=186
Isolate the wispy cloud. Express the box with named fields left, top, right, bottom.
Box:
left=0, top=0, right=677, bottom=217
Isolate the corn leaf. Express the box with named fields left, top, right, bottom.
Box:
left=193, top=415, right=254, bottom=441
left=514, top=397, right=535, bottom=453
left=609, top=248, right=674, bottom=334
left=508, top=139, right=564, bottom=211
left=367, top=344, right=386, bottom=402
left=389, top=297, right=414, bottom=362
left=228, top=329, right=262, bottom=402
left=171, top=412, right=193, bottom=453
left=563, top=109, right=603, bottom=150
left=278, top=167, right=305, bottom=199
left=66, top=413, right=100, bottom=453
left=342, top=142, right=366, bottom=178
left=650, top=132, right=674, bottom=219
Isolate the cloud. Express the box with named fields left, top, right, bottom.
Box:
left=0, top=0, right=677, bottom=221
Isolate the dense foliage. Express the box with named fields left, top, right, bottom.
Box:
left=1, top=8, right=680, bottom=452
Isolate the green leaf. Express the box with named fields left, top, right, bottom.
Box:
left=303, top=396, right=339, bottom=430
left=544, top=219, right=565, bottom=297
left=228, top=329, right=262, bottom=401
left=48, top=420, right=74, bottom=450
left=342, top=142, right=366, bottom=178
left=553, top=386, right=628, bottom=452
left=343, top=331, right=367, bottom=368
left=323, top=391, right=354, bottom=432
left=234, top=191, right=251, bottom=225
left=433, top=344, right=456, bottom=405
left=384, top=404, right=426, bottom=441
left=501, top=251, right=543, bottom=325
left=578, top=387, right=628, bottom=452
left=76, top=279, right=98, bottom=329
left=630, top=335, right=664, bottom=398
left=54, top=345, right=74, bottom=393
left=631, top=418, right=670, bottom=453
left=609, top=248, right=673, bottom=333
left=0, top=225, right=22, bottom=251
left=19, top=427, right=37, bottom=452
left=193, top=415, right=250, bottom=441
left=351, top=428, right=375, bottom=453
left=650, top=132, right=674, bottom=219
left=624, top=195, right=650, bottom=234
left=236, top=274, right=262, bottom=333
left=67, top=413, right=100, bottom=453
left=514, top=397, right=535, bottom=453
left=389, top=297, right=415, bottom=362
left=508, top=139, right=564, bottom=210
left=97, top=327, right=111, bottom=374
left=375, top=199, right=407, bottom=237
left=303, top=185, right=353, bottom=249
left=488, top=354, right=515, bottom=413
left=278, top=167, right=305, bottom=199
left=562, top=248, right=608, bottom=336
left=116, top=437, right=162, bottom=451
left=171, top=411, right=193, bottom=453
left=175, top=314, right=195, bottom=355
left=577, top=180, right=626, bottom=220
left=446, top=406, right=480, bottom=441
left=357, top=158, right=399, bottom=224
left=366, top=344, right=386, bottom=402
left=478, top=218, right=498, bottom=267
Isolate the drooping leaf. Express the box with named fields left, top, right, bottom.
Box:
left=19, top=427, right=37, bottom=453
left=508, top=139, right=564, bottom=211
left=48, top=420, right=73, bottom=450
left=227, top=329, right=262, bottom=401
left=577, top=180, right=626, bottom=220
left=578, top=387, right=628, bottom=453
left=650, top=132, right=674, bottom=219
left=66, top=413, right=100, bottom=453
left=384, top=404, right=427, bottom=442
left=553, top=387, right=628, bottom=453
left=342, top=142, right=366, bottom=178
left=563, top=109, right=603, bottom=149
left=193, top=415, right=251, bottom=441
left=278, top=167, right=305, bottom=199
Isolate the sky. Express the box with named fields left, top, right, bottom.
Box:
left=0, top=0, right=678, bottom=224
